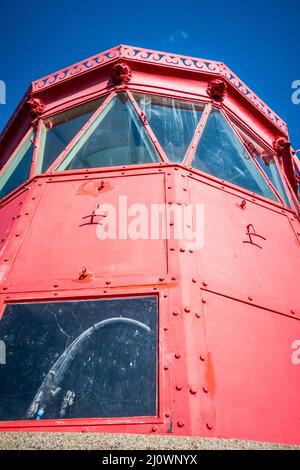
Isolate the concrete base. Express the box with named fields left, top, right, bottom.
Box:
left=0, top=433, right=299, bottom=450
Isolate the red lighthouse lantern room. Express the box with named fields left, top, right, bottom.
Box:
left=0, top=45, right=299, bottom=445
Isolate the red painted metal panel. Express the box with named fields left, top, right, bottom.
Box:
left=202, top=291, right=300, bottom=444
left=5, top=172, right=168, bottom=293
left=188, top=173, right=300, bottom=317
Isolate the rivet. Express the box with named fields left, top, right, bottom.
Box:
left=165, top=412, right=171, bottom=418
left=152, top=426, right=158, bottom=432
left=159, top=277, right=165, bottom=282
left=203, top=386, right=209, bottom=393
left=177, top=419, right=185, bottom=428
left=189, top=249, right=194, bottom=253
left=291, top=310, right=296, bottom=315
left=176, top=384, right=183, bottom=391
left=53, top=284, right=59, bottom=288
left=171, top=276, right=177, bottom=281
left=200, top=355, right=205, bottom=361
left=202, top=299, right=206, bottom=304
left=248, top=296, right=253, bottom=301
left=202, top=282, right=208, bottom=287
left=192, top=278, right=197, bottom=283
left=4, top=258, right=9, bottom=262
left=190, top=386, right=197, bottom=395
left=3, top=287, right=8, bottom=291
left=105, top=280, right=111, bottom=285
left=206, top=423, right=213, bottom=430
left=164, top=294, right=168, bottom=298
left=15, top=234, right=20, bottom=237
left=164, top=365, right=169, bottom=370
left=173, top=310, right=179, bottom=316
left=195, top=313, right=201, bottom=318
left=164, top=327, right=168, bottom=331
left=180, top=248, right=185, bottom=253
left=175, top=353, right=181, bottom=359
left=184, top=307, right=190, bottom=313
left=170, top=247, right=175, bottom=251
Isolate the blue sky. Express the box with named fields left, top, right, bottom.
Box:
left=0, top=0, right=299, bottom=149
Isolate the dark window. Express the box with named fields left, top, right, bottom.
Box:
left=192, top=109, right=279, bottom=202
left=0, top=132, right=35, bottom=200
left=235, top=126, right=291, bottom=208
left=134, top=93, right=204, bottom=163
left=38, top=98, right=105, bottom=173
left=57, top=93, right=159, bottom=171
left=0, top=296, right=158, bottom=421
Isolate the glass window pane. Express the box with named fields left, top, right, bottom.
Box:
left=0, top=132, right=35, bottom=200
left=57, top=93, right=159, bottom=171
left=134, top=93, right=204, bottom=163
left=192, top=109, right=279, bottom=202
left=38, top=98, right=105, bottom=173
left=0, top=296, right=158, bottom=421
left=235, top=126, right=291, bottom=208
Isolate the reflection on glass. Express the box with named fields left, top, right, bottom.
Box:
left=38, top=97, right=105, bottom=173
left=0, top=297, right=158, bottom=421
left=236, top=126, right=291, bottom=208
left=192, top=109, right=278, bottom=202
left=134, top=93, right=204, bottom=163
left=0, top=131, right=35, bottom=200
left=57, top=93, right=159, bottom=171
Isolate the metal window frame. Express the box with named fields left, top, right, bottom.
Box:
left=0, top=291, right=166, bottom=430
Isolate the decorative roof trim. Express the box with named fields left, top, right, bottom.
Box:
left=7, top=45, right=288, bottom=136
